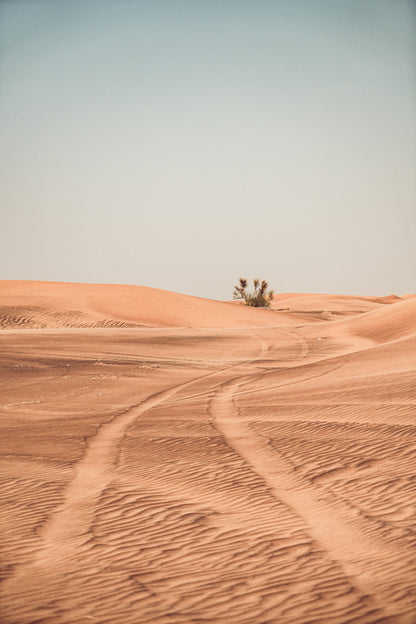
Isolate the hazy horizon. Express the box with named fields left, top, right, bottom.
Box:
left=1, top=0, right=415, bottom=299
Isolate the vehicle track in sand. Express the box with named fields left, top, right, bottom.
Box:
left=7, top=326, right=412, bottom=623
left=209, top=369, right=415, bottom=623
left=0, top=330, right=276, bottom=599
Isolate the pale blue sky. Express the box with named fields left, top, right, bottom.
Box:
left=1, top=0, right=415, bottom=298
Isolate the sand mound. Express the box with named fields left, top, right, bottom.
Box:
left=271, top=293, right=400, bottom=314
left=0, top=281, right=296, bottom=330
left=339, top=296, right=416, bottom=343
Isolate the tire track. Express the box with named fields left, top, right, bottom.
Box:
left=3, top=327, right=359, bottom=621
left=210, top=376, right=413, bottom=622
left=0, top=380, right=212, bottom=598
left=0, top=330, right=272, bottom=598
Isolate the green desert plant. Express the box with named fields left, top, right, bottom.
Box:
left=233, top=277, right=274, bottom=308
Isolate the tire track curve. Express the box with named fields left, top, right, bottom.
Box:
left=0, top=330, right=271, bottom=598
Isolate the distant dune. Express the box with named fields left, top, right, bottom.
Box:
left=271, top=292, right=402, bottom=315
left=0, top=280, right=299, bottom=329
left=338, top=297, right=416, bottom=343
left=0, top=281, right=415, bottom=624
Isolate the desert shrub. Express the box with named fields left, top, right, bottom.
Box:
left=233, top=278, right=274, bottom=308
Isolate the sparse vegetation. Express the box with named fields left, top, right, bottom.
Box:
left=233, top=278, right=274, bottom=308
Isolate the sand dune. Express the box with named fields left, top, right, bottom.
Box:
left=340, top=297, right=416, bottom=343
left=0, top=281, right=297, bottom=330
left=271, top=292, right=401, bottom=318
left=0, top=281, right=415, bottom=623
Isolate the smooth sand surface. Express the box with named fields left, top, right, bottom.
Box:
left=0, top=281, right=415, bottom=623
left=0, top=281, right=298, bottom=329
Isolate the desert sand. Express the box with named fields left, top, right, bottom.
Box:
left=0, top=281, right=415, bottom=623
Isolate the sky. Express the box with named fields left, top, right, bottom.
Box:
left=1, top=0, right=415, bottom=299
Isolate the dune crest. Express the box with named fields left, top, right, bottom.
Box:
left=338, top=297, right=416, bottom=343
left=0, top=280, right=298, bottom=329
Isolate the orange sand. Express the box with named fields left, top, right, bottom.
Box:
left=0, top=281, right=415, bottom=623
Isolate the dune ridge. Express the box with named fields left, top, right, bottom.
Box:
left=0, top=281, right=415, bottom=623
left=337, top=297, right=416, bottom=343
left=0, top=281, right=298, bottom=330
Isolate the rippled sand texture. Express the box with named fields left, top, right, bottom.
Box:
left=0, top=282, right=415, bottom=624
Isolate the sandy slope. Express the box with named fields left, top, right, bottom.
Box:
left=0, top=281, right=297, bottom=329
left=0, top=282, right=415, bottom=623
